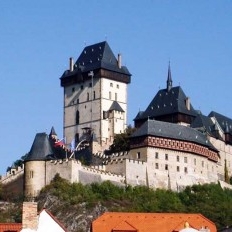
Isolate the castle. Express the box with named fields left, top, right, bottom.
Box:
left=1, top=41, right=232, bottom=197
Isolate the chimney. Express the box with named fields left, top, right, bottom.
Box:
left=185, top=97, right=190, bottom=110
left=117, top=53, right=122, bottom=69
left=22, top=202, right=38, bottom=230
left=69, top=57, right=74, bottom=72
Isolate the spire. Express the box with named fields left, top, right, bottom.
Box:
left=167, top=61, right=172, bottom=92
left=49, top=126, right=57, bottom=140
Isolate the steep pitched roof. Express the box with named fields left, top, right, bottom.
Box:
left=91, top=212, right=217, bottom=232
left=0, top=223, right=22, bottom=232
left=73, top=41, right=131, bottom=75
left=191, top=112, right=223, bottom=139
left=36, top=209, right=67, bottom=232
left=25, top=133, right=54, bottom=161
left=209, top=111, right=232, bottom=135
left=131, top=119, right=217, bottom=151
left=138, top=86, right=196, bottom=120
left=109, top=101, right=124, bottom=112
left=49, top=126, right=57, bottom=137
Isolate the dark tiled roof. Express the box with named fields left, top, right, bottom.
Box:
left=209, top=111, right=232, bottom=135
left=25, top=133, right=54, bottom=161
left=49, top=126, right=57, bottom=137
left=138, top=86, right=197, bottom=120
left=73, top=41, right=131, bottom=75
left=191, top=112, right=223, bottom=139
left=109, top=101, right=124, bottom=112
left=131, top=119, right=217, bottom=151
left=134, top=111, right=144, bottom=120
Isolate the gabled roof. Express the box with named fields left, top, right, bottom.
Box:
left=112, top=220, right=137, bottom=232
left=131, top=119, right=217, bottom=151
left=138, top=86, right=196, bottom=120
left=91, top=212, right=217, bottom=232
left=0, top=223, right=22, bottom=232
left=37, top=209, right=67, bottom=232
left=109, top=101, right=124, bottom=112
left=25, top=133, right=54, bottom=161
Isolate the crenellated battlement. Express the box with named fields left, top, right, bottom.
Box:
left=0, top=165, right=24, bottom=184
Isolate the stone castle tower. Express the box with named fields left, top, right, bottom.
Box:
left=60, top=41, right=131, bottom=152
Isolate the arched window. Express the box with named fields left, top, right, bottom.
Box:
left=76, top=110, right=79, bottom=125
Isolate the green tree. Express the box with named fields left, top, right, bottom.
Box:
left=109, top=125, right=136, bottom=152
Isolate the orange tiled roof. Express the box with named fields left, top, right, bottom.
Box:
left=0, top=223, right=22, bottom=232
left=92, top=212, right=217, bottom=232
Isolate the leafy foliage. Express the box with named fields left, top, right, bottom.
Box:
left=109, top=125, right=136, bottom=153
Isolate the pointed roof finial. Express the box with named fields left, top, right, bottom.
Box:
left=167, top=61, right=172, bottom=92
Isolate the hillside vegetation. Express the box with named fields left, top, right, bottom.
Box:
left=1, top=175, right=232, bottom=231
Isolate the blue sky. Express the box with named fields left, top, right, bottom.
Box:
left=0, top=1, right=232, bottom=175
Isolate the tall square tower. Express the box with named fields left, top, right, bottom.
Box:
left=60, top=41, right=131, bottom=152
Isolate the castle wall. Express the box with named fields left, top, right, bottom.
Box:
left=209, top=136, right=232, bottom=178
left=105, top=158, right=126, bottom=175
left=124, top=146, right=219, bottom=191
left=125, top=159, right=147, bottom=186
left=45, top=159, right=125, bottom=190
left=1, top=171, right=24, bottom=197
left=45, top=159, right=81, bottom=184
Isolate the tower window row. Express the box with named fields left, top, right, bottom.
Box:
left=110, top=83, right=120, bottom=88
left=155, top=163, right=188, bottom=173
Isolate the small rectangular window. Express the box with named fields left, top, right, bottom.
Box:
left=29, top=170, right=34, bottom=179
left=184, top=157, right=187, bottom=163
left=184, top=167, right=188, bottom=173
left=155, top=152, right=159, bottom=159
left=110, top=83, right=113, bottom=87
left=165, top=154, right=168, bottom=160
left=177, top=166, right=180, bottom=172
left=137, top=152, right=141, bottom=159
left=177, top=156, right=180, bottom=162
left=165, top=164, right=168, bottom=170
left=155, top=163, right=159, bottom=169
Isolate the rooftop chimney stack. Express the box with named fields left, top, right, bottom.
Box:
left=185, top=97, right=190, bottom=110
left=118, top=53, right=122, bottom=69
left=69, top=57, right=74, bottom=72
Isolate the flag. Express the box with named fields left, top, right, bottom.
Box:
left=54, top=138, right=65, bottom=147
left=70, top=139, right=75, bottom=151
